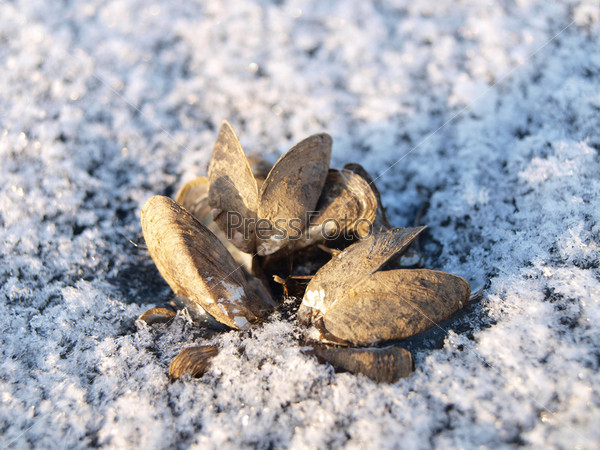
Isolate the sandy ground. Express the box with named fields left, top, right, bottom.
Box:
left=1, top=0, right=599, bottom=448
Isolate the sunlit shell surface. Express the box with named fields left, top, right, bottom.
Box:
left=309, top=269, right=471, bottom=346
left=141, top=195, right=271, bottom=330
left=208, top=121, right=259, bottom=253
left=207, top=121, right=332, bottom=256
left=298, top=227, right=426, bottom=327
left=297, top=227, right=468, bottom=346
left=256, top=133, right=332, bottom=255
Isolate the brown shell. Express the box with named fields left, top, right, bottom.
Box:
left=169, top=345, right=219, bottom=380
left=298, top=168, right=377, bottom=249
left=343, top=163, right=392, bottom=231
left=208, top=121, right=259, bottom=253
left=308, top=345, right=413, bottom=383
left=141, top=195, right=271, bottom=329
left=176, top=176, right=253, bottom=274
left=137, top=307, right=176, bottom=325
left=311, top=269, right=471, bottom=346
left=175, top=176, right=211, bottom=223
left=297, top=227, right=426, bottom=326
left=256, top=133, right=332, bottom=256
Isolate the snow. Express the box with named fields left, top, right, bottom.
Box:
left=1, top=0, right=599, bottom=448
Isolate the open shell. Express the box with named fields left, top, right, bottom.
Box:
left=298, top=227, right=426, bottom=327
left=207, top=121, right=332, bottom=256
left=141, top=195, right=274, bottom=330
left=297, top=168, right=377, bottom=249
left=256, top=133, right=332, bottom=255
left=296, top=227, right=470, bottom=346
left=208, top=121, right=259, bottom=253
left=308, top=269, right=471, bottom=346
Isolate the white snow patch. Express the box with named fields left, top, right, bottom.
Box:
left=233, top=316, right=249, bottom=329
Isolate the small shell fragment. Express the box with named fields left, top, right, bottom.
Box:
left=169, top=345, right=219, bottom=380
left=308, top=345, right=413, bottom=383
left=141, top=195, right=273, bottom=330
left=138, top=307, right=176, bottom=325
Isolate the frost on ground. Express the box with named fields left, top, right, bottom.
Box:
left=1, top=0, right=599, bottom=448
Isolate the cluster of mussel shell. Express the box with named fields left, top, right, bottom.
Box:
left=139, top=121, right=471, bottom=383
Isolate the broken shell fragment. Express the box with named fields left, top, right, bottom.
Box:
left=256, top=133, right=332, bottom=255
left=138, top=307, right=177, bottom=325
left=141, top=195, right=273, bottom=330
left=297, top=227, right=426, bottom=326
left=169, top=345, right=219, bottom=380
left=308, top=345, right=413, bottom=383
left=208, top=121, right=259, bottom=253
left=309, top=269, right=471, bottom=346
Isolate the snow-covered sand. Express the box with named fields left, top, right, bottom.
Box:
left=1, top=0, right=599, bottom=447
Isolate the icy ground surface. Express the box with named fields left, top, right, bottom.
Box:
left=1, top=0, right=599, bottom=448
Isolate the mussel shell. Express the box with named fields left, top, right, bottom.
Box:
left=176, top=178, right=276, bottom=308
left=169, top=345, right=219, bottom=380
left=208, top=121, right=259, bottom=253
left=308, top=345, right=413, bottom=383
left=298, top=168, right=377, bottom=249
left=176, top=176, right=253, bottom=273
left=309, top=269, right=471, bottom=346
left=343, top=163, right=392, bottom=231
left=141, top=195, right=271, bottom=330
left=175, top=176, right=211, bottom=223
left=137, top=307, right=176, bottom=325
left=256, top=133, right=332, bottom=256
left=298, top=227, right=426, bottom=325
